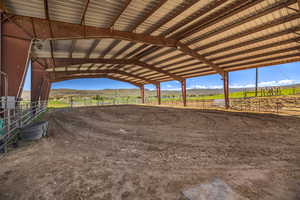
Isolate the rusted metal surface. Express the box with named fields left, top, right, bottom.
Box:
left=223, top=72, right=229, bottom=109
left=181, top=79, right=186, bottom=107
left=140, top=85, right=145, bottom=104
left=40, top=80, right=51, bottom=101
left=0, top=1, right=6, bottom=13
left=31, top=61, right=49, bottom=102
left=2, top=17, right=31, bottom=97
left=156, top=83, right=161, bottom=105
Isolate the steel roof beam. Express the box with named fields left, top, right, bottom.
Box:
left=173, top=0, right=264, bottom=40
left=51, top=74, right=142, bottom=87
left=177, top=42, right=225, bottom=77
left=49, top=69, right=158, bottom=85
left=154, top=26, right=300, bottom=68
left=98, top=0, right=168, bottom=63
left=43, top=0, right=55, bottom=70
left=184, top=0, right=296, bottom=45
left=87, top=0, right=132, bottom=69
left=127, top=0, right=294, bottom=76
left=141, top=12, right=300, bottom=66
left=123, top=0, right=255, bottom=67
left=121, top=0, right=228, bottom=60
left=168, top=46, right=300, bottom=75
left=175, top=53, right=300, bottom=78
left=77, top=0, right=91, bottom=70
left=120, top=0, right=259, bottom=75
left=10, top=15, right=178, bottom=47
left=196, top=13, right=300, bottom=52
left=108, top=0, right=200, bottom=67
left=52, top=58, right=183, bottom=81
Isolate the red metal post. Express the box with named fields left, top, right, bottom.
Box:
left=40, top=80, right=51, bottom=101
left=223, top=72, right=230, bottom=109
left=0, top=11, right=2, bottom=96
left=140, top=85, right=145, bottom=104
left=31, top=61, right=48, bottom=101
left=2, top=17, right=32, bottom=97
left=181, top=79, right=187, bottom=106
left=156, top=83, right=161, bottom=105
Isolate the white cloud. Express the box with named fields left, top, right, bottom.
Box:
left=230, top=79, right=299, bottom=88
left=278, top=79, right=294, bottom=85
left=187, top=85, right=223, bottom=89
left=187, top=79, right=300, bottom=90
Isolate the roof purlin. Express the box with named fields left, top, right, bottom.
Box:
left=98, top=0, right=168, bottom=70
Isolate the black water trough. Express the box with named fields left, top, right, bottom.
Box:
left=21, top=121, right=48, bottom=140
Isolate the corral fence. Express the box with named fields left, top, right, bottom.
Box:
left=51, top=95, right=300, bottom=116
left=0, top=98, right=48, bottom=155
left=155, top=96, right=300, bottom=116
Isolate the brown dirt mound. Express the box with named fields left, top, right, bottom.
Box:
left=0, top=105, right=299, bottom=200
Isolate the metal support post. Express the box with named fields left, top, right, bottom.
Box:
left=223, top=72, right=230, bottom=109
left=181, top=79, right=187, bottom=107
left=140, top=85, right=145, bottom=104
left=156, top=83, right=161, bottom=105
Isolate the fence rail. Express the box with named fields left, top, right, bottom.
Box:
left=0, top=99, right=48, bottom=154
left=50, top=95, right=300, bottom=116
left=156, top=96, right=300, bottom=116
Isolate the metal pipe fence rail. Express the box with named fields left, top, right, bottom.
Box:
left=0, top=99, right=48, bottom=155
left=146, top=96, right=300, bottom=116
left=69, top=97, right=142, bottom=107
left=49, top=95, right=300, bottom=117
left=48, top=96, right=143, bottom=108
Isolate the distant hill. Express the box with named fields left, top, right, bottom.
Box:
left=21, top=83, right=300, bottom=100
left=48, top=88, right=242, bottom=99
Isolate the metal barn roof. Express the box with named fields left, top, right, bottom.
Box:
left=3, top=0, right=300, bottom=85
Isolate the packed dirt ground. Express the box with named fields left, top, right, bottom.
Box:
left=0, top=105, right=299, bottom=200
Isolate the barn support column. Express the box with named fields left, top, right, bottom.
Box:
left=181, top=79, right=187, bottom=107
left=223, top=72, right=230, bottom=109
left=0, top=11, right=3, bottom=97
left=31, top=61, right=49, bottom=102
left=140, top=85, right=145, bottom=104
left=156, top=83, right=161, bottom=105
left=40, top=80, right=51, bottom=101
left=1, top=16, right=32, bottom=98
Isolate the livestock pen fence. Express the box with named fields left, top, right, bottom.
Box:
left=157, top=96, right=300, bottom=116
left=0, top=98, right=48, bottom=154
left=49, top=94, right=300, bottom=116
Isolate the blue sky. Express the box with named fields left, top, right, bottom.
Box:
left=23, top=62, right=300, bottom=91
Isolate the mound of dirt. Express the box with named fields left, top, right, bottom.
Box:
left=0, top=105, right=299, bottom=200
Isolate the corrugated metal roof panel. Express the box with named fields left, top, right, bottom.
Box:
left=5, top=0, right=45, bottom=18
left=3, top=0, right=300, bottom=82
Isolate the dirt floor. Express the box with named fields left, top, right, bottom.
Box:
left=0, top=105, right=300, bottom=200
